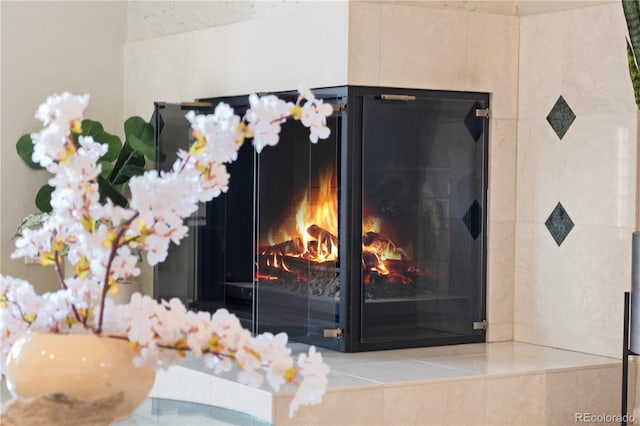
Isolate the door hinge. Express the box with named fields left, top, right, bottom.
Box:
left=475, top=108, right=490, bottom=119
left=333, top=103, right=346, bottom=113
left=473, top=320, right=488, bottom=331
left=323, top=328, right=343, bottom=338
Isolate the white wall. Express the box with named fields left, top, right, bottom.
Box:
left=124, top=2, right=349, bottom=118
left=127, top=1, right=312, bottom=42
left=0, top=2, right=3, bottom=276
left=0, top=1, right=127, bottom=293
left=515, top=3, right=636, bottom=358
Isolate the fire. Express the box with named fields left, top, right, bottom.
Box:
left=263, top=169, right=338, bottom=263
left=295, top=171, right=338, bottom=262
left=259, top=168, right=420, bottom=287
left=361, top=215, right=408, bottom=276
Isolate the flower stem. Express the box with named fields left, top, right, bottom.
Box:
left=95, top=212, right=139, bottom=334
left=104, top=334, right=236, bottom=360
left=54, top=251, right=83, bottom=325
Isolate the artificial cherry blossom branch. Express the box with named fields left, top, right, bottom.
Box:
left=1, top=90, right=332, bottom=415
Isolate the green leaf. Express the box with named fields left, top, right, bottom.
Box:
left=109, top=142, right=146, bottom=184
left=16, top=134, right=44, bottom=170
left=81, top=119, right=104, bottom=137
left=98, top=175, right=128, bottom=207
left=110, top=142, right=134, bottom=182
left=627, top=40, right=640, bottom=109
left=99, top=133, right=122, bottom=162
left=623, top=0, right=640, bottom=66
left=108, top=116, right=153, bottom=186
left=130, top=152, right=146, bottom=167
left=128, top=134, right=156, bottom=161
left=99, top=160, right=115, bottom=179
left=112, top=164, right=146, bottom=185
left=124, top=116, right=150, bottom=139
left=35, top=185, right=54, bottom=213
left=124, top=116, right=155, bottom=160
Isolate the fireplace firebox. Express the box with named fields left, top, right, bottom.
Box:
left=154, top=86, right=488, bottom=352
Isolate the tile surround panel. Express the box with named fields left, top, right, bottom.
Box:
left=516, top=2, right=638, bottom=359
left=148, top=342, right=623, bottom=425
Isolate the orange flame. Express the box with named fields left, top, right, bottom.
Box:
left=362, top=217, right=407, bottom=276
left=265, top=169, right=338, bottom=263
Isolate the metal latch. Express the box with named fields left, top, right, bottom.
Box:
left=473, top=320, right=488, bottom=330
left=180, top=101, right=214, bottom=110
left=323, top=328, right=343, bottom=338
left=475, top=108, right=490, bottom=119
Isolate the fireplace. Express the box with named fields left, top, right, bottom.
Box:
left=154, top=86, right=489, bottom=352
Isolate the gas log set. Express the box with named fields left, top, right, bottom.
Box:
left=255, top=170, right=434, bottom=300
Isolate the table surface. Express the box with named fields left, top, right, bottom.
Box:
left=2, top=379, right=270, bottom=426
left=112, top=397, right=270, bottom=426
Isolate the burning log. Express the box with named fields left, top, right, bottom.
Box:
left=362, top=251, right=379, bottom=269
left=260, top=237, right=305, bottom=257
left=306, top=240, right=319, bottom=258
left=306, top=224, right=338, bottom=248
left=362, top=231, right=407, bottom=260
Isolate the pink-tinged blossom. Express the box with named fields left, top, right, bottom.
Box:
left=289, top=346, right=329, bottom=417
left=31, top=123, right=68, bottom=168
left=185, top=103, right=243, bottom=164
left=299, top=100, right=333, bottom=144
left=245, top=94, right=293, bottom=153
left=35, top=92, right=89, bottom=127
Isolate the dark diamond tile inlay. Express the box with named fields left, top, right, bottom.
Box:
left=463, top=200, right=482, bottom=240
left=546, top=95, right=576, bottom=140
left=464, top=101, right=484, bottom=142
left=545, top=202, right=574, bottom=246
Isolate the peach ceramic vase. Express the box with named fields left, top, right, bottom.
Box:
left=4, top=332, right=156, bottom=420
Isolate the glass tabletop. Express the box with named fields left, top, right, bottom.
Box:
left=112, top=397, right=271, bottom=426
left=2, top=379, right=270, bottom=426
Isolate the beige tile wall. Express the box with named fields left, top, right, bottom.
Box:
left=515, top=3, right=637, bottom=358
left=271, top=365, right=624, bottom=425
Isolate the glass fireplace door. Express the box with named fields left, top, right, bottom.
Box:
left=254, top=102, right=343, bottom=349
left=359, top=93, right=487, bottom=346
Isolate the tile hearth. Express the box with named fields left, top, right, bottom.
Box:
left=148, top=341, right=625, bottom=425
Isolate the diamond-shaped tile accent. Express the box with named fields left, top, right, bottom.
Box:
left=546, top=96, right=576, bottom=140
left=464, top=101, right=484, bottom=142
left=463, top=200, right=482, bottom=240
left=545, top=202, right=574, bottom=246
